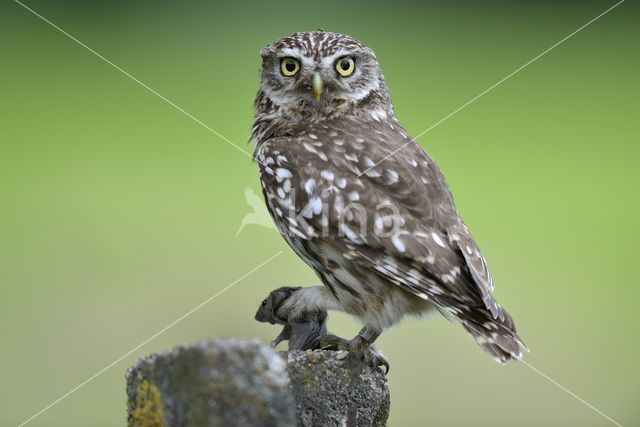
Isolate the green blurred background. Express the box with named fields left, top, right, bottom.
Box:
left=1, top=0, right=638, bottom=425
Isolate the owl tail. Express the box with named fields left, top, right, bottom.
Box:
left=460, top=308, right=529, bottom=365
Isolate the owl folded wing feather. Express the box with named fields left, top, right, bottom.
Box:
left=258, top=131, right=500, bottom=317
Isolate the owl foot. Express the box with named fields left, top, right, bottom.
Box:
left=321, top=334, right=389, bottom=374
left=320, top=333, right=351, bottom=350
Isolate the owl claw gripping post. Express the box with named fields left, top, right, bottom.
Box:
left=252, top=31, right=527, bottom=372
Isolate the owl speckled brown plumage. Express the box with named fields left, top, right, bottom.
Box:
left=252, top=31, right=527, bottom=370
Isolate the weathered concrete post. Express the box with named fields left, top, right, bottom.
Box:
left=126, top=338, right=390, bottom=427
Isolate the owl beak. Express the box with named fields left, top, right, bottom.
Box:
left=311, top=72, right=323, bottom=102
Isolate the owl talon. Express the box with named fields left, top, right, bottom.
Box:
left=351, top=336, right=390, bottom=374
left=320, top=333, right=351, bottom=351
left=321, top=334, right=389, bottom=374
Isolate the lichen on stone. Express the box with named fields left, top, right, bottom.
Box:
left=129, top=373, right=164, bottom=427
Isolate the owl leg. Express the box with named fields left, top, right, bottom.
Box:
left=358, top=326, right=380, bottom=344
left=351, top=329, right=389, bottom=374
left=321, top=327, right=389, bottom=374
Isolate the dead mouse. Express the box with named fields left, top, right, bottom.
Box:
left=255, top=286, right=327, bottom=351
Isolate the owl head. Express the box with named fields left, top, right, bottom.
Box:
left=255, top=31, right=392, bottom=126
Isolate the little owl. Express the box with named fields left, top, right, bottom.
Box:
left=251, top=31, right=527, bottom=370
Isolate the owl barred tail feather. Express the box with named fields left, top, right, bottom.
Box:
left=460, top=307, right=529, bottom=364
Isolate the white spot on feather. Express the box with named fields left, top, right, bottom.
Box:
left=392, top=234, right=406, bottom=252
left=321, top=170, right=334, bottom=181
left=441, top=274, right=455, bottom=284
left=275, top=168, right=292, bottom=183
left=305, top=179, right=316, bottom=194
left=370, top=109, right=387, bottom=121
left=345, top=153, right=358, bottom=162
left=385, top=169, right=399, bottom=185
left=309, top=196, right=322, bottom=215
left=432, top=232, right=446, bottom=248
left=340, top=224, right=365, bottom=243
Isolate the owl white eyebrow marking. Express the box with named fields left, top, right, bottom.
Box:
left=357, top=0, right=626, bottom=178
left=319, top=49, right=353, bottom=67
left=278, top=48, right=315, bottom=68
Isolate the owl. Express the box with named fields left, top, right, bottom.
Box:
left=251, top=31, right=527, bottom=370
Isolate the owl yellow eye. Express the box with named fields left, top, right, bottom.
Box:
left=335, top=56, right=355, bottom=76
left=280, top=57, right=300, bottom=76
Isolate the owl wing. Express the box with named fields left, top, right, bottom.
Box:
left=257, top=119, right=525, bottom=360
left=256, top=120, right=491, bottom=303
